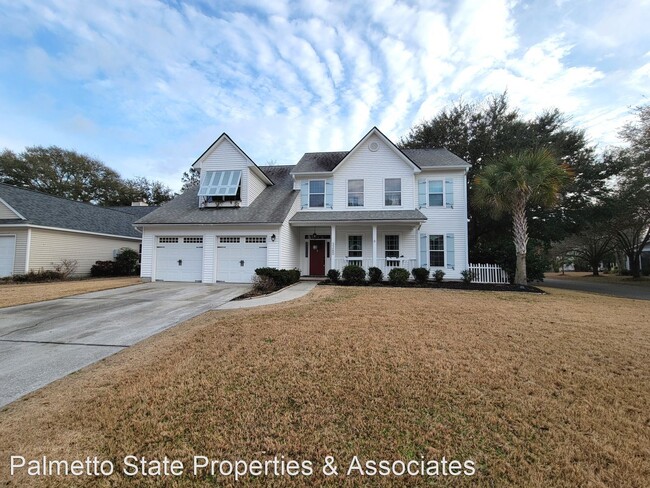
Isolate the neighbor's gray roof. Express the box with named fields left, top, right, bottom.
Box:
left=292, top=148, right=470, bottom=173
left=0, top=183, right=142, bottom=238
left=290, top=210, right=427, bottom=223
left=135, top=165, right=298, bottom=225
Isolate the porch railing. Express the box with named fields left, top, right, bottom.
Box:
left=333, top=258, right=417, bottom=277
left=468, top=263, right=509, bottom=284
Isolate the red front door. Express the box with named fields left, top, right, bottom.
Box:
left=309, top=240, right=326, bottom=276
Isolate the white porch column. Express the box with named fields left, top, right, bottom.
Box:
left=372, top=224, right=377, bottom=267
left=330, top=224, right=336, bottom=270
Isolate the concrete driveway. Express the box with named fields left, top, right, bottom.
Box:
left=0, top=282, right=250, bottom=408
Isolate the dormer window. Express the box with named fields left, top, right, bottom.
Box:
left=198, top=170, right=242, bottom=202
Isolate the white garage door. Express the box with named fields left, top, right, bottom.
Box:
left=0, top=235, right=16, bottom=277
left=216, top=236, right=268, bottom=283
left=155, top=236, right=203, bottom=282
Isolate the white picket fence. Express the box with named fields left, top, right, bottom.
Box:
left=468, top=263, right=510, bottom=284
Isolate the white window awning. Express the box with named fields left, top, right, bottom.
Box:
left=198, top=170, right=242, bottom=196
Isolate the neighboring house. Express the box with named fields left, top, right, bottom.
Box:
left=0, top=183, right=153, bottom=277
left=136, top=127, right=470, bottom=283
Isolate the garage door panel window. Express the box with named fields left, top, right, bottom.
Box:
left=245, top=237, right=267, bottom=243
left=183, top=237, right=203, bottom=244
left=220, top=237, right=240, bottom=243
left=159, top=237, right=178, bottom=243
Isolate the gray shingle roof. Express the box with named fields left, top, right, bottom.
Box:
left=290, top=210, right=427, bottom=223
left=135, top=165, right=298, bottom=225
left=291, top=148, right=469, bottom=173
left=107, top=206, right=160, bottom=218
left=292, top=152, right=349, bottom=173
left=0, top=183, right=142, bottom=238
left=402, top=148, right=470, bottom=168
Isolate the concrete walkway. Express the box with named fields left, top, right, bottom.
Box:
left=0, top=282, right=250, bottom=408
left=540, top=278, right=650, bottom=301
left=218, top=281, right=318, bottom=309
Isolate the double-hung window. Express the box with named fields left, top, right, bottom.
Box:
left=385, top=235, right=400, bottom=267
left=429, top=235, right=444, bottom=267
left=347, top=179, right=364, bottom=207
left=348, top=235, right=363, bottom=266
left=428, top=180, right=444, bottom=207
left=385, top=178, right=401, bottom=206
left=309, top=180, right=325, bottom=208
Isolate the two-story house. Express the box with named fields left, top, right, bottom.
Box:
left=135, top=127, right=470, bottom=283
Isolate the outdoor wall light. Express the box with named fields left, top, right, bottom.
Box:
left=271, top=234, right=276, bottom=242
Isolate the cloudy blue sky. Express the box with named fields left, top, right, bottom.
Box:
left=0, top=0, right=648, bottom=190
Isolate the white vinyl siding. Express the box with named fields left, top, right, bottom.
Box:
left=331, top=134, right=415, bottom=211
left=0, top=200, right=21, bottom=219
left=0, top=228, right=27, bottom=275
left=279, top=193, right=301, bottom=270
left=248, top=167, right=267, bottom=204
left=28, top=228, right=139, bottom=276
left=199, top=138, right=251, bottom=206
left=417, top=170, right=469, bottom=279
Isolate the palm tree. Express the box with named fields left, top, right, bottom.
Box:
left=473, top=148, right=572, bottom=284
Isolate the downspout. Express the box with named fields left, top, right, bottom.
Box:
left=24, top=227, right=32, bottom=273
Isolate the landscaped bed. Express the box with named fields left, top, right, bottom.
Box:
left=320, top=280, right=544, bottom=293
left=0, top=277, right=142, bottom=308
left=0, top=286, right=648, bottom=486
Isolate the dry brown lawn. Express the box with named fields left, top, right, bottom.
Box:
left=0, top=277, right=142, bottom=309
left=0, top=287, right=648, bottom=487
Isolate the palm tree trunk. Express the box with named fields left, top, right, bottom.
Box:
left=512, top=196, right=528, bottom=285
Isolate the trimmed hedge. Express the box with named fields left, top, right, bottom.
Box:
left=327, top=269, right=341, bottom=283
left=90, top=248, right=140, bottom=277
left=368, top=266, right=383, bottom=284
left=90, top=261, right=116, bottom=277
left=411, top=267, right=429, bottom=284
left=342, top=264, right=366, bottom=285
left=254, top=267, right=300, bottom=288
left=388, top=267, right=410, bottom=286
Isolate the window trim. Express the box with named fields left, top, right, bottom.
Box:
left=347, top=235, right=363, bottom=258
left=426, top=178, right=445, bottom=208
left=308, top=179, right=326, bottom=208
left=384, top=234, right=400, bottom=266
left=384, top=178, right=402, bottom=207
left=347, top=179, right=365, bottom=207
left=428, top=234, right=445, bottom=268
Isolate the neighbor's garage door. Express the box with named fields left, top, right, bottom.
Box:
left=0, top=235, right=15, bottom=277
left=216, top=236, right=267, bottom=283
left=155, top=236, right=203, bottom=282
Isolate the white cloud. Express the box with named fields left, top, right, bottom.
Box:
left=0, top=0, right=646, bottom=190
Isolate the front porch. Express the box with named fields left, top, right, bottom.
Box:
left=292, top=222, right=421, bottom=277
